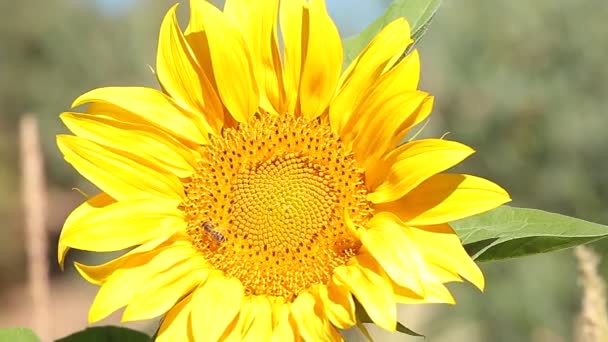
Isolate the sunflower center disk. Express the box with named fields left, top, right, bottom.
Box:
left=182, top=113, right=371, bottom=299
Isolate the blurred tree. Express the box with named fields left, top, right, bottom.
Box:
left=0, top=0, right=174, bottom=289
left=420, top=0, right=608, bottom=224
left=415, top=1, right=608, bottom=341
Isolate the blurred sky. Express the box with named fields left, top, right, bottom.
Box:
left=94, top=0, right=386, bottom=37
left=94, top=0, right=136, bottom=15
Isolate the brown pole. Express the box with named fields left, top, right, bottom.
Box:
left=19, top=115, right=50, bottom=341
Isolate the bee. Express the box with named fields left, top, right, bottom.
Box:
left=202, top=221, right=227, bottom=243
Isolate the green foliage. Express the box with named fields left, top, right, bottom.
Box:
left=0, top=328, right=40, bottom=342
left=452, top=206, right=608, bottom=261
left=55, top=326, right=151, bottom=342
left=394, top=322, right=425, bottom=338
left=342, top=0, right=442, bottom=67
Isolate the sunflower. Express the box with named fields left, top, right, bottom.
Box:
left=57, top=0, right=510, bottom=340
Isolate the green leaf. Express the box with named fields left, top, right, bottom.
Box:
left=354, top=300, right=424, bottom=339
left=395, top=322, right=425, bottom=337
left=342, top=0, right=442, bottom=67
left=0, top=328, right=41, bottom=342
left=452, top=206, right=608, bottom=262
left=55, top=326, right=151, bottom=342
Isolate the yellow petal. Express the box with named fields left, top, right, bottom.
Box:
left=377, top=49, right=421, bottom=96
left=425, top=264, right=463, bottom=284
left=411, top=223, right=485, bottom=290
left=279, top=0, right=305, bottom=114
left=157, top=4, right=224, bottom=134
left=191, top=272, right=244, bottom=341
left=57, top=135, right=184, bottom=201
left=340, top=42, right=427, bottom=146
left=58, top=192, right=115, bottom=268
left=184, top=1, right=221, bottom=117
left=83, top=102, right=207, bottom=152
left=367, top=139, right=475, bottom=202
left=271, top=303, right=299, bottom=342
left=269, top=296, right=286, bottom=326
left=350, top=91, right=429, bottom=166
left=218, top=317, right=242, bottom=342
left=88, top=242, right=196, bottom=322
left=74, top=233, right=180, bottom=285
left=188, top=0, right=258, bottom=123
left=123, top=256, right=210, bottom=321
left=239, top=296, right=273, bottom=341
left=381, top=49, right=420, bottom=91
left=60, top=197, right=185, bottom=253
left=224, top=0, right=284, bottom=114
left=392, top=278, right=455, bottom=305
left=156, top=293, right=196, bottom=342
left=61, top=112, right=197, bottom=178
left=317, top=280, right=356, bottom=329
left=360, top=212, right=427, bottom=296
left=375, top=174, right=511, bottom=226
left=73, top=86, right=207, bottom=144
left=290, top=290, right=334, bottom=341
left=340, top=19, right=412, bottom=87
left=298, top=0, right=342, bottom=119
left=360, top=218, right=464, bottom=305
left=235, top=297, right=255, bottom=338
left=333, top=255, right=396, bottom=331
left=389, top=96, right=434, bottom=150
left=331, top=19, right=412, bottom=135
left=84, top=102, right=146, bottom=124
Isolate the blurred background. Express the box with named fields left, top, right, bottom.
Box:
left=1, top=0, right=607, bottom=341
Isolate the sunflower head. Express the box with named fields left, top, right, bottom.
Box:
left=57, top=0, right=510, bottom=340
left=182, top=112, right=370, bottom=300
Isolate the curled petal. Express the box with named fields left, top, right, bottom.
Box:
left=188, top=0, right=259, bottom=123
left=333, top=254, right=397, bottom=331
left=58, top=192, right=115, bottom=268
left=60, top=197, right=185, bottom=254
left=367, top=139, right=475, bottom=201
left=73, top=87, right=208, bottom=144
left=375, top=174, right=511, bottom=226
left=87, top=242, right=197, bottom=322
left=57, top=135, right=184, bottom=201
